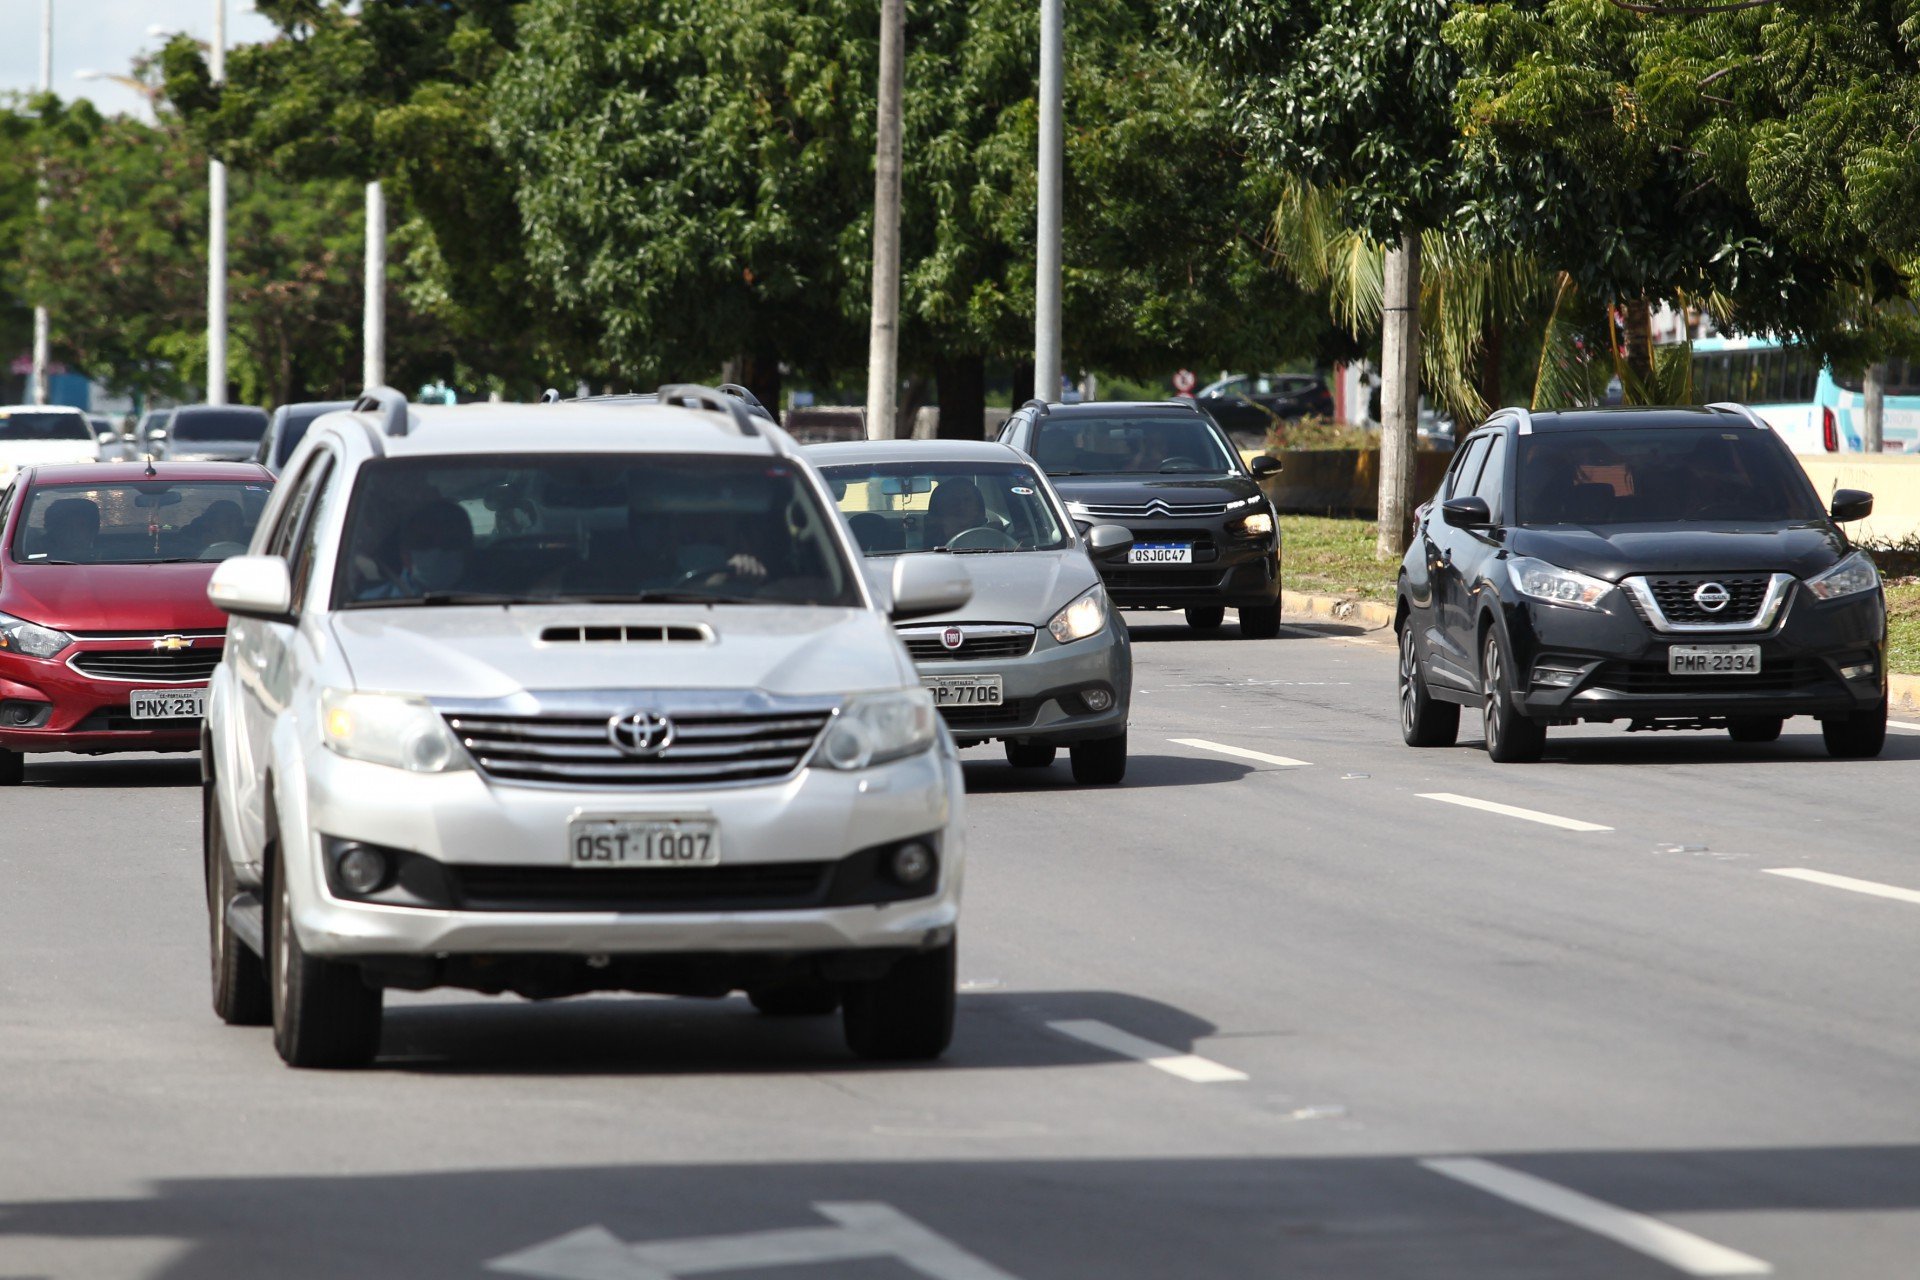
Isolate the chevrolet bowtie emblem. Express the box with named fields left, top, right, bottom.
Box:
left=152, top=635, right=193, bottom=652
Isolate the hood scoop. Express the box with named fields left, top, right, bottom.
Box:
left=539, top=624, right=713, bottom=644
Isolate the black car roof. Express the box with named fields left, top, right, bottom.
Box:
left=1515, top=406, right=1760, bottom=433
left=1030, top=401, right=1204, bottom=419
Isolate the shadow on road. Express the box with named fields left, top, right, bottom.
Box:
left=959, top=751, right=1253, bottom=792
left=1452, top=724, right=1920, bottom=766
left=1122, top=614, right=1374, bottom=645
left=18, top=754, right=199, bottom=789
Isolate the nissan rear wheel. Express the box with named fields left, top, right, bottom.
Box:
left=1482, top=630, right=1546, bottom=763
left=1238, top=602, right=1282, bottom=639
left=842, top=938, right=955, bottom=1061
left=1184, top=606, right=1225, bottom=631
left=1727, top=715, right=1784, bottom=744
left=270, top=845, right=383, bottom=1069
left=1070, top=731, right=1128, bottom=785
left=0, top=749, right=20, bottom=786
left=1005, top=740, right=1057, bottom=769
left=1399, top=625, right=1460, bottom=748
left=1822, top=698, right=1887, bottom=759
left=205, top=784, right=269, bottom=1026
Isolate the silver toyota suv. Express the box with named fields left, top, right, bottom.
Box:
left=201, top=386, right=973, bottom=1068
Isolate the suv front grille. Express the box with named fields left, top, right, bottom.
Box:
left=1587, top=658, right=1828, bottom=696
left=898, top=625, right=1036, bottom=662
left=445, top=708, right=833, bottom=787
left=1642, top=574, right=1775, bottom=626
left=448, top=862, right=833, bottom=912
left=1077, top=500, right=1232, bottom=518
left=1103, top=568, right=1229, bottom=590
left=937, top=697, right=1033, bottom=728
left=69, top=649, right=222, bottom=682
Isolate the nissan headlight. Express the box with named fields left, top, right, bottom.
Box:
left=1806, top=550, right=1879, bottom=601
left=1048, top=586, right=1110, bottom=644
left=320, top=689, right=468, bottom=772
left=820, top=689, right=937, bottom=770
left=0, top=610, right=72, bottom=659
left=1507, top=557, right=1613, bottom=611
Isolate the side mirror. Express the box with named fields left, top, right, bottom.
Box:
left=1249, top=454, right=1282, bottom=477
left=208, top=555, right=294, bottom=622
left=1085, top=522, right=1135, bottom=561
left=148, top=427, right=168, bottom=441
left=1831, top=488, right=1873, bottom=523
left=1441, top=496, right=1493, bottom=529
left=96, top=429, right=118, bottom=445
left=888, top=554, right=973, bottom=621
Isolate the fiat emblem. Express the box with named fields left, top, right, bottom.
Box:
left=941, top=626, right=965, bottom=651
left=607, top=710, right=675, bottom=757
left=1692, top=582, right=1731, bottom=613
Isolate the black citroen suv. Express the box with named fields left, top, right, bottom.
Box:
left=1396, top=405, right=1886, bottom=761
left=999, top=400, right=1283, bottom=637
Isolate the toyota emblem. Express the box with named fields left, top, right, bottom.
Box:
left=1692, top=582, right=1731, bottom=613
left=941, top=626, right=965, bottom=651
left=607, top=710, right=676, bottom=757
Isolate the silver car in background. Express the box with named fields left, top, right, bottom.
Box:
left=811, top=439, right=1136, bottom=784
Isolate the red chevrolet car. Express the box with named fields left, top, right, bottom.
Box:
left=0, top=461, right=274, bottom=783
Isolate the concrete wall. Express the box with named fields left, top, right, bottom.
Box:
left=1795, top=455, right=1920, bottom=544
left=1245, top=449, right=1453, bottom=517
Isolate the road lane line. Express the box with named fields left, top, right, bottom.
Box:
left=1761, top=867, right=1920, bottom=906
left=1421, top=1158, right=1771, bottom=1276
left=1417, top=792, right=1613, bottom=833
left=1888, top=719, right=1920, bottom=734
left=1046, top=1019, right=1248, bottom=1083
left=1168, top=738, right=1311, bottom=768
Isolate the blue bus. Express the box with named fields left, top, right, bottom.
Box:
left=1687, top=336, right=1919, bottom=453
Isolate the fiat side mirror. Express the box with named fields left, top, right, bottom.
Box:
left=888, top=554, right=973, bottom=621
left=1830, top=488, right=1873, bottom=523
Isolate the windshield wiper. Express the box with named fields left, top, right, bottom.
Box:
left=573, top=591, right=765, bottom=605
left=411, top=592, right=541, bottom=607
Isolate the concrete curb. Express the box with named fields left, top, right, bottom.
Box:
left=1892, top=673, right=1920, bottom=715
left=1284, top=591, right=1396, bottom=630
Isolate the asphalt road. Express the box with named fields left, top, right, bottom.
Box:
left=4, top=609, right=1920, bottom=1279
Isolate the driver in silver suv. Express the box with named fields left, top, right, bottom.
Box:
left=201, top=387, right=972, bottom=1068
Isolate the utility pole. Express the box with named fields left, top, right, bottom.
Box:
left=30, top=0, right=52, bottom=405
left=1376, top=235, right=1421, bottom=561
left=1864, top=362, right=1886, bottom=453
left=863, top=0, right=905, bottom=440
left=1033, top=0, right=1063, bottom=406
left=364, top=181, right=386, bottom=390
left=206, top=0, right=228, bottom=405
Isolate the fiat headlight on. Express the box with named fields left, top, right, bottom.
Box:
left=1048, top=586, right=1110, bottom=644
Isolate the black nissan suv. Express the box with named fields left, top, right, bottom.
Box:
left=999, top=400, right=1283, bottom=637
left=1396, top=404, right=1886, bottom=761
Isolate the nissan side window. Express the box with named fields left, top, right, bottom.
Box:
left=1447, top=435, right=1491, bottom=500
left=287, top=457, right=337, bottom=610
left=1471, top=432, right=1509, bottom=522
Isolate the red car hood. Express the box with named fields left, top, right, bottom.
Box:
left=1, top=562, right=229, bottom=633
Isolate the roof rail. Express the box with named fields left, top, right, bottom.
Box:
left=1706, top=401, right=1769, bottom=429
left=717, top=383, right=769, bottom=415
left=354, top=385, right=412, bottom=438
left=1487, top=405, right=1535, bottom=435
left=540, top=388, right=561, bottom=405
left=655, top=383, right=761, bottom=437
left=1019, top=398, right=1050, bottom=415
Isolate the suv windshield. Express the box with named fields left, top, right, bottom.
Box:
left=0, top=412, right=91, bottom=443
left=1516, top=427, right=1825, bottom=526
left=11, top=481, right=273, bottom=564
left=172, top=408, right=268, bottom=443
left=820, top=460, right=1070, bottom=554
left=1031, top=415, right=1236, bottom=475
left=334, top=454, right=859, bottom=608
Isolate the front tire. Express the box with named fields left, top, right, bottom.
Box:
left=1399, top=624, right=1460, bottom=747
left=1728, top=715, right=1784, bottom=744
left=1822, top=699, right=1887, bottom=759
left=0, top=749, right=21, bottom=786
left=1482, top=629, right=1546, bottom=763
left=1238, top=601, right=1282, bottom=639
left=1184, top=606, right=1225, bottom=631
left=270, top=845, right=383, bottom=1068
left=1005, top=740, right=1057, bottom=769
left=1070, top=731, right=1128, bottom=785
left=842, top=939, right=956, bottom=1061
left=205, top=784, right=269, bottom=1026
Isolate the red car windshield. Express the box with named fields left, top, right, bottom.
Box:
left=10, top=481, right=273, bottom=565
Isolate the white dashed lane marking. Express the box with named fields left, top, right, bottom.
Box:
left=1417, top=792, right=1613, bottom=833
left=1422, top=1158, right=1772, bottom=1276
left=1887, top=719, right=1920, bottom=734
left=1761, top=867, right=1920, bottom=907
left=1046, top=1020, right=1248, bottom=1084
left=1167, top=738, right=1311, bottom=768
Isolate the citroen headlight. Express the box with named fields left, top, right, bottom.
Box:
left=1806, top=550, right=1880, bottom=601
left=1507, top=557, right=1613, bottom=611
left=0, top=610, right=72, bottom=659
left=820, top=689, right=937, bottom=770
left=320, top=689, right=468, bottom=772
left=1234, top=511, right=1275, bottom=537
left=1048, top=586, right=1110, bottom=644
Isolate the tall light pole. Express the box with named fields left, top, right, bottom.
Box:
left=1033, top=0, right=1063, bottom=406
left=864, top=0, right=905, bottom=440
left=30, top=0, right=52, bottom=405
left=363, top=181, right=385, bottom=390
left=206, top=0, right=228, bottom=406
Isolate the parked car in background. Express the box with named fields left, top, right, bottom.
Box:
left=254, top=400, right=354, bottom=475
left=87, top=414, right=127, bottom=461
left=135, top=409, right=174, bottom=455
left=0, top=461, right=274, bottom=784
left=0, top=405, right=103, bottom=487
left=153, top=405, right=270, bottom=462
left=1000, top=399, right=1285, bottom=637
left=1196, top=372, right=1334, bottom=447
left=812, top=438, right=1135, bottom=783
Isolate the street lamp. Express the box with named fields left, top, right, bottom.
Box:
left=1034, top=0, right=1063, bottom=407
left=208, top=1, right=228, bottom=406
left=31, top=0, right=51, bottom=405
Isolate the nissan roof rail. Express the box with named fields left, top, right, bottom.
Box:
left=1706, top=401, right=1770, bottom=429
left=655, top=383, right=761, bottom=437
left=1487, top=405, right=1535, bottom=435
left=354, top=385, right=412, bottom=438
left=1019, top=398, right=1051, bottom=415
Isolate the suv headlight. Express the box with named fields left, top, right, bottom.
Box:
left=1507, top=557, right=1613, bottom=611
left=820, top=689, right=937, bottom=770
left=1048, top=586, right=1109, bottom=644
left=0, top=610, right=72, bottom=658
left=320, top=689, right=469, bottom=773
left=1806, top=550, right=1880, bottom=600
left=1233, top=511, right=1275, bottom=537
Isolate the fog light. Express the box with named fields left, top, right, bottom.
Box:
left=336, top=844, right=391, bottom=895
left=1082, top=687, right=1114, bottom=712
left=1840, top=660, right=1877, bottom=681
left=1531, top=665, right=1580, bottom=688
left=889, top=842, right=935, bottom=886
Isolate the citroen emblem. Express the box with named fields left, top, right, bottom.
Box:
left=1692, top=582, right=1731, bottom=613
left=941, top=626, right=965, bottom=651
left=607, top=710, right=675, bottom=757
left=152, top=634, right=193, bottom=652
